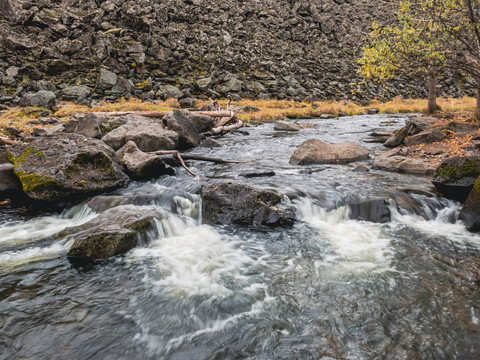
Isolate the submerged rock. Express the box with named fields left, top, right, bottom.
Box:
left=117, top=141, right=174, bottom=180
left=5, top=133, right=129, bottom=202
left=54, top=205, right=164, bottom=264
left=432, top=156, right=480, bottom=202
left=348, top=199, right=391, bottom=223
left=274, top=121, right=303, bottom=132
left=201, top=182, right=295, bottom=227
left=290, top=139, right=369, bottom=165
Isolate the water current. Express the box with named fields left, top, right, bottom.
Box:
left=1, top=114, right=480, bottom=359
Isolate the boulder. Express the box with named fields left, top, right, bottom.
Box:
left=383, top=124, right=412, bottom=148
left=185, top=112, right=215, bottom=132
left=348, top=199, right=391, bottom=223
left=19, top=90, right=57, bottom=110
left=432, top=156, right=480, bottom=202
left=5, top=133, right=129, bottom=202
left=200, top=138, right=222, bottom=148
left=54, top=205, right=164, bottom=264
left=61, top=85, right=92, bottom=101
left=289, top=139, right=369, bottom=165
left=97, top=68, right=117, bottom=88
left=32, top=123, right=64, bottom=137
left=404, top=128, right=445, bottom=147
left=366, top=107, right=380, bottom=114
left=201, top=182, right=295, bottom=227
left=459, top=176, right=480, bottom=231
left=179, top=97, right=195, bottom=108
left=117, top=141, right=174, bottom=180
left=101, top=115, right=178, bottom=151
left=163, top=85, right=184, bottom=99
left=164, top=109, right=201, bottom=149
left=274, top=121, right=302, bottom=131
left=64, top=113, right=128, bottom=139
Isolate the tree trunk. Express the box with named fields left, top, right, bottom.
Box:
left=476, top=87, right=480, bottom=112
left=426, top=72, right=438, bottom=114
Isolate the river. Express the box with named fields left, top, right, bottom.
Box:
left=1, top=114, right=480, bottom=359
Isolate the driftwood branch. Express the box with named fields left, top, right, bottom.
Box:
left=91, top=110, right=234, bottom=118
left=209, top=119, right=244, bottom=135
left=175, top=151, right=199, bottom=177
left=149, top=150, right=254, bottom=164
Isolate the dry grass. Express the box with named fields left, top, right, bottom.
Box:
left=0, top=96, right=478, bottom=138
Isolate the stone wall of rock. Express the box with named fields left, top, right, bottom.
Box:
left=0, top=0, right=471, bottom=106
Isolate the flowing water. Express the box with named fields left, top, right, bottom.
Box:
left=1, top=114, right=480, bottom=359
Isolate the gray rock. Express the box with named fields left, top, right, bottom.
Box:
left=64, top=113, right=128, bottom=139
left=366, top=107, right=380, bottom=114
left=164, top=85, right=184, bottom=99
left=274, top=121, right=302, bottom=131
left=112, top=77, right=135, bottom=95
left=6, top=66, right=19, bottom=78
left=32, top=123, right=64, bottom=137
left=164, top=109, right=201, bottom=149
left=201, top=182, right=295, bottom=227
left=196, top=77, right=213, bottom=91
left=200, top=138, right=223, bottom=148
left=348, top=199, right=390, bottom=223
left=432, top=156, right=480, bottom=202
left=102, top=115, right=179, bottom=151
left=54, top=205, right=165, bottom=264
left=186, top=113, right=214, bottom=132
left=117, top=141, right=174, bottom=180
left=97, top=68, right=118, bottom=88
left=404, top=128, right=445, bottom=147
left=5, top=133, right=129, bottom=202
left=19, top=90, right=57, bottom=110
left=179, top=97, right=195, bottom=108
left=350, top=162, right=369, bottom=172
left=61, top=86, right=92, bottom=101
left=290, top=139, right=369, bottom=165
left=225, top=78, right=243, bottom=92
left=383, top=124, right=412, bottom=148
left=373, top=149, right=435, bottom=175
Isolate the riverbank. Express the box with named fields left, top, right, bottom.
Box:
left=0, top=96, right=477, bottom=139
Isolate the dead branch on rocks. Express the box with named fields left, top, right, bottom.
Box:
left=0, top=136, right=16, bottom=145
left=149, top=150, right=253, bottom=164
left=209, top=119, right=244, bottom=135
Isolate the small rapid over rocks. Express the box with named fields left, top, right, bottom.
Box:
left=2, top=114, right=480, bottom=359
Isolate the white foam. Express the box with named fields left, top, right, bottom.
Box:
left=0, top=205, right=96, bottom=247
left=130, top=221, right=253, bottom=296
left=295, top=198, right=392, bottom=273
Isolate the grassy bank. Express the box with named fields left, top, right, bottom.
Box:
left=0, top=96, right=478, bottom=138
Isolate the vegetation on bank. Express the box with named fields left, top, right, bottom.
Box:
left=0, top=96, right=479, bottom=139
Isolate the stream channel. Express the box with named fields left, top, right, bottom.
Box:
left=1, top=114, right=480, bottom=359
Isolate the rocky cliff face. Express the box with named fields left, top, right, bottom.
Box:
left=0, top=0, right=469, bottom=105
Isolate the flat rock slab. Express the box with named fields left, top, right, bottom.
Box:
left=373, top=155, right=436, bottom=175
left=5, top=133, right=129, bottom=202
left=290, top=139, right=369, bottom=165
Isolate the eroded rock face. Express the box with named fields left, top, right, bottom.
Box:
left=53, top=205, right=164, bottom=264
left=432, top=156, right=480, bottom=202
left=116, top=141, right=174, bottom=180
left=5, top=133, right=129, bottom=202
left=101, top=115, right=179, bottom=151
left=201, top=182, right=295, bottom=227
left=459, top=176, right=480, bottom=232
left=289, top=139, right=369, bottom=165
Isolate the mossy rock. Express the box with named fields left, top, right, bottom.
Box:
left=5, top=133, right=129, bottom=202
left=54, top=205, right=164, bottom=265
left=459, top=176, right=480, bottom=232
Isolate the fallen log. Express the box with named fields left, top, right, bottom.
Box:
left=91, top=110, right=234, bottom=118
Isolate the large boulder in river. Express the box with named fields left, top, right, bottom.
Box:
left=201, top=182, right=295, bottom=227
left=5, top=133, right=129, bottom=202
left=101, top=115, right=178, bottom=151
left=116, top=141, right=174, bottom=180
left=54, top=205, right=164, bottom=265
left=432, top=156, right=480, bottom=202
left=164, top=109, right=201, bottom=149
left=289, top=139, right=369, bottom=165
left=459, top=176, right=480, bottom=232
